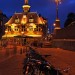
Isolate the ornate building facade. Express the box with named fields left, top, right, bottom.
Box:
left=2, top=0, right=47, bottom=38
left=1, top=0, right=48, bottom=46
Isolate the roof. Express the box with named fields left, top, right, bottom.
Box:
left=5, top=12, right=46, bottom=25
left=5, top=13, right=23, bottom=25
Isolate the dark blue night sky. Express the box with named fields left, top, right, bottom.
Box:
left=0, top=0, right=75, bottom=28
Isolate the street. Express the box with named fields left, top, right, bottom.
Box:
left=23, top=47, right=62, bottom=75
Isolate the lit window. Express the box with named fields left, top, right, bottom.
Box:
left=29, top=19, right=34, bottom=22
left=23, top=15, right=26, bottom=18
left=29, top=26, right=33, bottom=31
left=15, top=16, right=20, bottom=23
left=8, top=26, right=11, bottom=31
left=34, top=28, right=38, bottom=31
left=14, top=26, right=19, bottom=31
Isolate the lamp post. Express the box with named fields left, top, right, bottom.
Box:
left=55, top=0, right=61, bottom=19
left=53, top=0, right=61, bottom=33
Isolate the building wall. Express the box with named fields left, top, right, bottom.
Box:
left=0, top=12, right=8, bottom=38
left=52, top=39, right=75, bottom=50
left=53, top=24, right=75, bottom=39
left=52, top=25, right=75, bottom=50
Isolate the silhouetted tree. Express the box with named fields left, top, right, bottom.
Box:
left=64, top=12, right=75, bottom=27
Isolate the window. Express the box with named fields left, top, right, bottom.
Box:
left=22, top=26, right=25, bottom=31
left=14, top=26, right=19, bottom=31
left=29, top=19, right=34, bottom=23
left=34, top=28, right=38, bottom=31
left=8, top=26, right=11, bottom=31
left=15, top=16, right=20, bottom=23
left=29, top=26, right=33, bottom=31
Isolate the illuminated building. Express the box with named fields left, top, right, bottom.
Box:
left=2, top=0, right=48, bottom=39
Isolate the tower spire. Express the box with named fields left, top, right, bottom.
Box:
left=25, top=0, right=28, bottom=5
left=22, top=0, right=30, bottom=13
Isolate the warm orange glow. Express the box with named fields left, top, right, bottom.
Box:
left=26, top=34, right=42, bottom=37
left=21, top=20, right=26, bottom=24
left=21, top=19, right=26, bottom=24
left=5, top=30, right=8, bottom=33
left=53, top=23, right=56, bottom=26
left=55, top=0, right=58, bottom=2
left=2, top=34, right=19, bottom=38
left=27, top=23, right=36, bottom=32
left=56, top=19, right=60, bottom=21
left=21, top=15, right=27, bottom=24
left=55, top=0, right=61, bottom=5
left=11, top=24, right=16, bottom=30
left=29, top=23, right=36, bottom=28
left=22, top=5, right=30, bottom=8
left=23, top=15, right=26, bottom=18
left=22, top=5, right=31, bottom=12
left=25, top=28, right=42, bottom=37
left=38, top=17, right=45, bottom=24
left=21, top=31, right=24, bottom=35
left=2, top=0, right=47, bottom=38
left=54, top=27, right=61, bottom=29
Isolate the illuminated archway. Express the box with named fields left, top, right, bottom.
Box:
left=27, top=23, right=36, bottom=32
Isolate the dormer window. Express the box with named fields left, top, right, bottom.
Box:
left=23, top=15, right=26, bottom=18
left=29, top=19, right=34, bottom=23
left=15, top=16, right=20, bottom=23
left=29, top=15, right=34, bottom=23
left=21, top=15, right=27, bottom=24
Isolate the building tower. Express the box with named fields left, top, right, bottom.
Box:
left=53, top=0, right=61, bottom=33
left=2, top=0, right=47, bottom=40
left=22, top=0, right=31, bottom=13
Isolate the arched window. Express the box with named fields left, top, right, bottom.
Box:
left=14, top=26, right=19, bottom=31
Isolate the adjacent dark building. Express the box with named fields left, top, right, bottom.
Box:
left=0, top=10, right=8, bottom=38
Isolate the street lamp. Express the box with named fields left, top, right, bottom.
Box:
left=53, top=23, right=56, bottom=27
